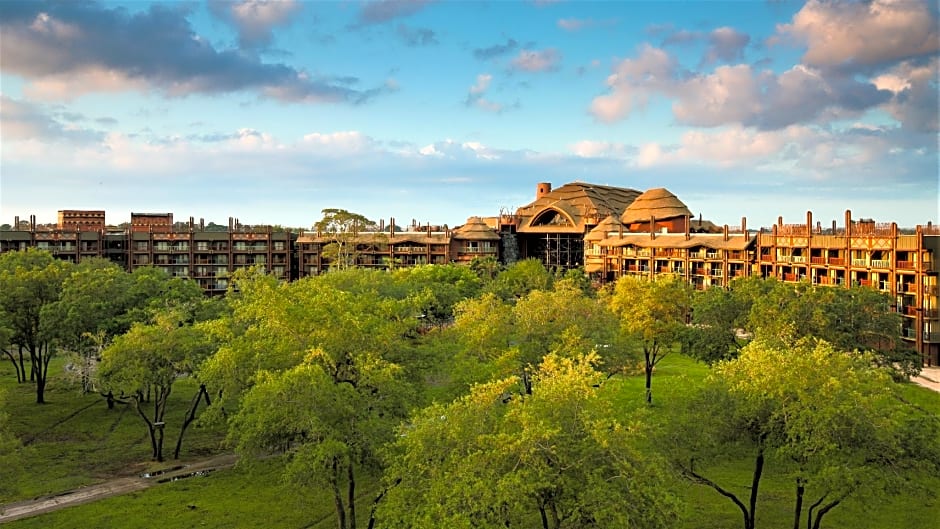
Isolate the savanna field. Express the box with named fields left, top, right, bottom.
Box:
left=1, top=254, right=939, bottom=529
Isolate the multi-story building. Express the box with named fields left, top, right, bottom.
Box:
left=1, top=183, right=936, bottom=363
left=295, top=217, right=500, bottom=277
left=755, top=211, right=939, bottom=365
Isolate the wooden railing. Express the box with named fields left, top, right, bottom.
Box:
left=829, top=258, right=845, bottom=266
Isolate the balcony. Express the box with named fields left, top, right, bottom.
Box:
left=790, top=256, right=807, bottom=264
left=897, top=260, right=915, bottom=269
left=811, top=257, right=826, bottom=265
left=852, top=259, right=867, bottom=267
left=694, top=268, right=707, bottom=276
left=784, top=273, right=797, bottom=282
left=711, top=269, right=724, bottom=277
left=871, top=259, right=890, bottom=268
left=818, top=276, right=831, bottom=285
left=926, top=332, right=940, bottom=342
left=858, top=279, right=871, bottom=287
left=760, top=255, right=773, bottom=262
left=829, top=257, right=845, bottom=266
left=705, top=252, right=719, bottom=259
left=904, top=306, right=918, bottom=316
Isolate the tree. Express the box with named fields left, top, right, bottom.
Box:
left=484, top=258, right=552, bottom=302
left=685, top=281, right=753, bottom=364
left=381, top=353, right=680, bottom=529
left=746, top=279, right=918, bottom=379
left=450, top=280, right=627, bottom=395
left=98, top=310, right=215, bottom=461
left=315, top=208, right=375, bottom=270
left=0, top=249, right=72, bottom=403
left=669, top=338, right=940, bottom=529
left=606, top=275, right=692, bottom=404
left=392, top=264, right=483, bottom=329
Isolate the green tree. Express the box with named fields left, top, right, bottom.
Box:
left=315, top=208, right=375, bottom=270
left=484, top=258, right=552, bottom=301
left=670, top=338, right=939, bottom=529
left=685, top=281, right=754, bottom=364
left=0, top=249, right=72, bottom=403
left=98, top=310, right=215, bottom=461
left=393, top=264, right=483, bottom=329
left=606, top=275, right=692, bottom=404
left=382, top=353, right=680, bottom=529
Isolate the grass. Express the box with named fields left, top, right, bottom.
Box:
left=0, top=356, right=227, bottom=504
left=2, top=353, right=939, bottom=528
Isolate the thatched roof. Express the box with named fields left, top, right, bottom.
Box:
left=585, top=215, right=623, bottom=241
left=516, top=182, right=641, bottom=233
left=453, top=217, right=501, bottom=240
left=620, top=188, right=692, bottom=224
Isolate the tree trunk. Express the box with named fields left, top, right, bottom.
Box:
left=747, top=446, right=765, bottom=529
left=347, top=461, right=356, bottom=529
left=2, top=347, right=25, bottom=383
left=538, top=502, right=549, bottom=529
left=644, top=349, right=653, bottom=404
left=793, top=478, right=805, bottom=529
left=811, top=500, right=841, bottom=529
left=329, top=457, right=347, bottom=529
left=174, top=384, right=211, bottom=459
left=683, top=463, right=751, bottom=529
left=132, top=396, right=159, bottom=460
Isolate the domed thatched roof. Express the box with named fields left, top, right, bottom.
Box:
left=516, top=182, right=641, bottom=233
left=585, top=214, right=623, bottom=241
left=620, top=188, right=692, bottom=224
left=453, top=216, right=501, bottom=240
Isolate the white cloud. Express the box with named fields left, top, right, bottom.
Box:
left=777, top=0, right=939, bottom=71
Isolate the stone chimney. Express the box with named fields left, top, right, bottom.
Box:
left=536, top=182, right=552, bottom=199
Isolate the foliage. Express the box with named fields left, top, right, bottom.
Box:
left=0, top=249, right=72, bottom=402
left=98, top=310, right=216, bottom=461
left=314, top=208, right=376, bottom=270
left=484, top=258, right=552, bottom=302
left=382, top=354, right=680, bottom=529
left=606, top=275, right=692, bottom=404
left=669, top=338, right=940, bottom=529
left=450, top=281, right=628, bottom=395
left=746, top=279, right=918, bottom=379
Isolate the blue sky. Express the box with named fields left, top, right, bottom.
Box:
left=1, top=0, right=937, bottom=229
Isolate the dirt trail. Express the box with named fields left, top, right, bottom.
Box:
left=0, top=453, right=236, bottom=524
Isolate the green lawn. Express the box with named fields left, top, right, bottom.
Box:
left=3, top=353, right=939, bottom=529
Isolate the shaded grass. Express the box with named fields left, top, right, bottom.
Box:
left=3, top=352, right=939, bottom=528
left=0, top=357, right=227, bottom=504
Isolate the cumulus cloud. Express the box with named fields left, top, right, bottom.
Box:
left=510, top=48, right=562, bottom=72
left=776, top=0, right=939, bottom=72
left=473, top=38, right=519, bottom=61
left=357, top=0, right=433, bottom=25
left=0, top=94, right=104, bottom=143
left=874, top=58, right=939, bottom=134
left=590, top=46, right=890, bottom=129
left=208, top=0, right=301, bottom=49
left=704, top=27, right=750, bottom=64
left=0, top=2, right=386, bottom=104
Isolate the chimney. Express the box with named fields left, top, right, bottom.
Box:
left=536, top=182, right=552, bottom=199
left=741, top=217, right=747, bottom=237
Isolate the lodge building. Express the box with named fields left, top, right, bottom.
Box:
left=1, top=181, right=937, bottom=364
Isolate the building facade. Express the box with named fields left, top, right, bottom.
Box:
left=2, top=182, right=937, bottom=363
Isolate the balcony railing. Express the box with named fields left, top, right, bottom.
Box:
left=760, top=255, right=772, bottom=262
left=896, top=260, right=915, bottom=269
left=705, top=252, right=719, bottom=259
left=871, top=259, right=890, bottom=268
left=791, top=256, right=806, bottom=264
left=829, top=258, right=845, bottom=266
left=852, top=259, right=867, bottom=267
left=926, top=332, right=940, bottom=342
left=811, top=257, right=826, bottom=265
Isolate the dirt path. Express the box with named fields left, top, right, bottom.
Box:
left=0, top=453, right=236, bottom=523
left=912, top=366, right=940, bottom=393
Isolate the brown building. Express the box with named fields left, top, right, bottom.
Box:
left=756, top=211, right=939, bottom=365
left=130, top=212, right=173, bottom=234
left=295, top=217, right=500, bottom=276
left=57, top=210, right=106, bottom=231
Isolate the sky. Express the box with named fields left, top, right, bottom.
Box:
left=1, top=0, right=938, bottom=230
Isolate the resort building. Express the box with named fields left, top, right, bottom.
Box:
left=1, top=181, right=937, bottom=363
